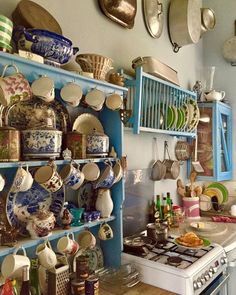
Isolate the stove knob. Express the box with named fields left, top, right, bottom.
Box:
left=209, top=266, right=217, bottom=274
left=193, top=281, right=198, bottom=290
left=200, top=277, right=206, bottom=285
left=208, top=270, right=213, bottom=278
left=204, top=273, right=210, bottom=281
left=212, top=267, right=218, bottom=273
left=221, top=257, right=228, bottom=265
left=197, top=280, right=202, bottom=289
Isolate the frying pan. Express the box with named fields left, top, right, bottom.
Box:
left=222, top=20, right=236, bottom=64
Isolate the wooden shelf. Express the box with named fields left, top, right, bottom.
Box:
left=0, top=216, right=115, bottom=257
left=0, top=157, right=118, bottom=168
left=0, top=52, right=128, bottom=94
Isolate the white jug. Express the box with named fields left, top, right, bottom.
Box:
left=95, top=188, right=113, bottom=218
left=36, top=241, right=57, bottom=269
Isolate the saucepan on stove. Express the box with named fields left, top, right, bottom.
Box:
left=123, top=235, right=156, bottom=255
left=146, top=223, right=168, bottom=242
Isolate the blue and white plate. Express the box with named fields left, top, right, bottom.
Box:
left=6, top=182, right=65, bottom=235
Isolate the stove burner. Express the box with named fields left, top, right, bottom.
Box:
left=155, top=240, right=168, bottom=247
left=167, top=256, right=183, bottom=266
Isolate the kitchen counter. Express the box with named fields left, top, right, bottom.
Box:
left=100, top=282, right=177, bottom=294
left=170, top=216, right=236, bottom=252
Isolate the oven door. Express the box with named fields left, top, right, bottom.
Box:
left=199, top=272, right=229, bottom=295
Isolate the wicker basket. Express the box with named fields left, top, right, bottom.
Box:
left=75, top=54, right=113, bottom=80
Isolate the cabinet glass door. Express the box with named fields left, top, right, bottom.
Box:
left=218, top=111, right=231, bottom=177
left=197, top=107, right=213, bottom=177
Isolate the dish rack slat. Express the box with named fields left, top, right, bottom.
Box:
left=125, top=66, right=197, bottom=138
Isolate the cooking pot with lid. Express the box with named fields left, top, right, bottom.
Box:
left=146, top=223, right=168, bottom=242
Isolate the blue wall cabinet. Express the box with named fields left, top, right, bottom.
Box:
left=196, top=101, right=232, bottom=181
left=0, top=52, right=127, bottom=268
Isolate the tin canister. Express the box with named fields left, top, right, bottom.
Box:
left=71, top=279, right=85, bottom=295
left=0, top=126, right=20, bottom=161
left=65, top=131, right=86, bottom=159
left=85, top=275, right=99, bottom=295
left=76, top=255, right=89, bottom=280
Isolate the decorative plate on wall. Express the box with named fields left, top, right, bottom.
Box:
left=142, top=0, right=164, bottom=38
left=6, top=182, right=65, bottom=235
left=98, top=0, right=137, bottom=29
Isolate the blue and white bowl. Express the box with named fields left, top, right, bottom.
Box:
left=21, top=129, right=62, bottom=159
left=13, top=27, right=79, bottom=64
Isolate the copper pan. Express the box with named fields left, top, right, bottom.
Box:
left=98, top=0, right=137, bottom=29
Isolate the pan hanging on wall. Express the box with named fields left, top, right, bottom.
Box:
left=98, top=0, right=137, bottom=29
left=142, top=0, right=164, bottom=38
left=168, top=0, right=201, bottom=53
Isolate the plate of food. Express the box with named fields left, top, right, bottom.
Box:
left=175, top=232, right=211, bottom=249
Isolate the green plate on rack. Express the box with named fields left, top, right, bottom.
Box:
left=207, top=182, right=229, bottom=203
left=176, top=108, right=184, bottom=130
left=166, top=106, right=175, bottom=129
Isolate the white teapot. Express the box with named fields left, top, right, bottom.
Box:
left=204, top=90, right=225, bottom=101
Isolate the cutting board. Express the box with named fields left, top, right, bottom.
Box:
left=12, top=0, right=62, bottom=35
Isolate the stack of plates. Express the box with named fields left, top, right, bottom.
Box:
left=200, top=182, right=228, bottom=211
left=162, top=98, right=199, bottom=132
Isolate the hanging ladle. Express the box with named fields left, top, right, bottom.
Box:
left=119, top=97, right=132, bottom=124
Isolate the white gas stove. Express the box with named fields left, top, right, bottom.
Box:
left=122, top=235, right=228, bottom=295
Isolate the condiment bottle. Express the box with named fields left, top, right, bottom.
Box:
left=155, top=195, right=163, bottom=221
left=20, top=266, right=31, bottom=295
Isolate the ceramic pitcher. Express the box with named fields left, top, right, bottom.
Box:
left=95, top=188, right=113, bottom=218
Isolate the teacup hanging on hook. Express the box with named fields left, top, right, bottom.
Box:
left=60, top=80, right=83, bottom=107
left=84, top=88, right=105, bottom=111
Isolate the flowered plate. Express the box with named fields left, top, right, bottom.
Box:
left=73, top=113, right=104, bottom=134
left=6, top=182, right=65, bottom=235
left=77, top=182, right=96, bottom=211
left=73, top=245, right=104, bottom=273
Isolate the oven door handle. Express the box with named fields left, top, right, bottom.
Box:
left=203, top=273, right=230, bottom=295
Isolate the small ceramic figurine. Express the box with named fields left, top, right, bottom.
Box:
left=61, top=208, right=72, bottom=229
left=193, top=80, right=204, bottom=101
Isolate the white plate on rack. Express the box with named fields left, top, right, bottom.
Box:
left=72, top=113, right=104, bottom=134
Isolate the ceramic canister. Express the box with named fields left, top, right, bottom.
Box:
left=21, top=129, right=62, bottom=159
left=0, top=126, right=20, bottom=161
left=65, top=131, right=86, bottom=159
left=183, top=197, right=200, bottom=219
left=86, top=130, right=109, bottom=157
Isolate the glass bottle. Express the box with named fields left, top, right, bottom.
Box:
left=155, top=195, right=163, bottom=221
left=20, top=266, right=31, bottom=295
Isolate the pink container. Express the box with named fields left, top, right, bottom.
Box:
left=183, top=197, right=200, bottom=219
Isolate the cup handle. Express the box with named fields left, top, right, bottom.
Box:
left=1, top=64, right=19, bottom=78
left=45, top=240, right=53, bottom=249
left=48, top=159, right=57, bottom=171
left=221, top=91, right=226, bottom=99
left=13, top=246, right=26, bottom=256
left=67, top=232, right=75, bottom=240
